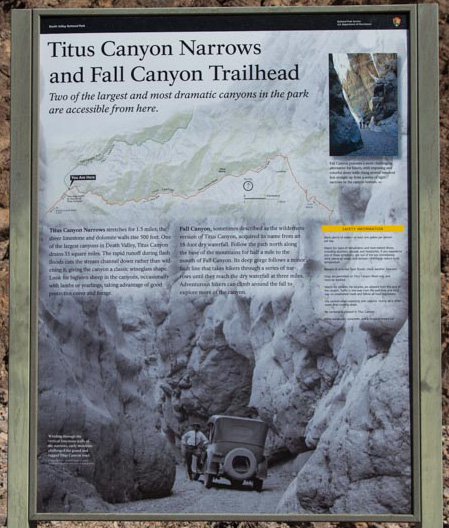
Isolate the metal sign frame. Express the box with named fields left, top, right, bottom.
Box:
left=8, top=5, right=441, bottom=527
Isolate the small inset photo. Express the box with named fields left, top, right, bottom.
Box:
left=329, top=53, right=398, bottom=156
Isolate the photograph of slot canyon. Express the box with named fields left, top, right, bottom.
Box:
left=36, top=288, right=412, bottom=515
left=329, top=53, right=399, bottom=157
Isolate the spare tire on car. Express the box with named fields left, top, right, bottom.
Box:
left=223, top=448, right=257, bottom=481
left=195, top=415, right=269, bottom=490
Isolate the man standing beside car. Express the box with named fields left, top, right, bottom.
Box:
left=181, top=422, right=208, bottom=480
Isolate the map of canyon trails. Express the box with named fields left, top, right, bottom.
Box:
left=44, top=105, right=335, bottom=224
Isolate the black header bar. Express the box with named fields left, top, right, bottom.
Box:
left=40, top=12, right=409, bottom=34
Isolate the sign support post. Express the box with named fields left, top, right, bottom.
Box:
left=8, top=9, right=34, bottom=528
left=418, top=4, right=443, bottom=527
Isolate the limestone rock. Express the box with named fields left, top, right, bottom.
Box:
left=277, top=321, right=411, bottom=514
left=338, top=53, right=398, bottom=127
left=37, top=295, right=176, bottom=510
left=329, top=55, right=363, bottom=156
left=37, top=464, right=112, bottom=513
left=157, top=294, right=254, bottom=438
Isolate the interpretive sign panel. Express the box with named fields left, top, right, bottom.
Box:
left=8, top=5, right=441, bottom=526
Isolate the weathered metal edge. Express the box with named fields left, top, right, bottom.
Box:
left=7, top=9, right=34, bottom=528
left=31, top=4, right=418, bottom=16
left=417, top=4, right=443, bottom=528
left=409, top=4, right=421, bottom=521
left=31, top=513, right=419, bottom=523
left=28, top=5, right=41, bottom=520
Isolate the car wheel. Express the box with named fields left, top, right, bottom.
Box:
left=204, top=473, right=213, bottom=489
left=253, top=478, right=263, bottom=492
left=223, top=448, right=257, bottom=481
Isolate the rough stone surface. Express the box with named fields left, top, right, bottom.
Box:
left=338, top=53, right=397, bottom=126
left=157, top=274, right=346, bottom=460
left=329, top=55, right=364, bottom=155
left=277, top=322, right=411, bottom=514
left=37, top=466, right=112, bottom=513
left=157, top=294, right=255, bottom=438
left=38, top=296, right=176, bottom=509
left=371, top=57, right=398, bottom=124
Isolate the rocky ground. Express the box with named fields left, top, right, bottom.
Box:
left=346, top=129, right=398, bottom=157
left=109, top=464, right=296, bottom=514
left=0, top=0, right=448, bottom=527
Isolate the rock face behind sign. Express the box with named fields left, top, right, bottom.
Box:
left=1, top=0, right=448, bottom=525
left=37, top=296, right=176, bottom=511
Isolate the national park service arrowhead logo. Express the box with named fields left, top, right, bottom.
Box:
left=393, top=16, right=402, bottom=28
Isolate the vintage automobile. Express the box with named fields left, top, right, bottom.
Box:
left=192, top=415, right=269, bottom=491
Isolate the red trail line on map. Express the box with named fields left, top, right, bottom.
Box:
left=46, top=153, right=334, bottom=218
